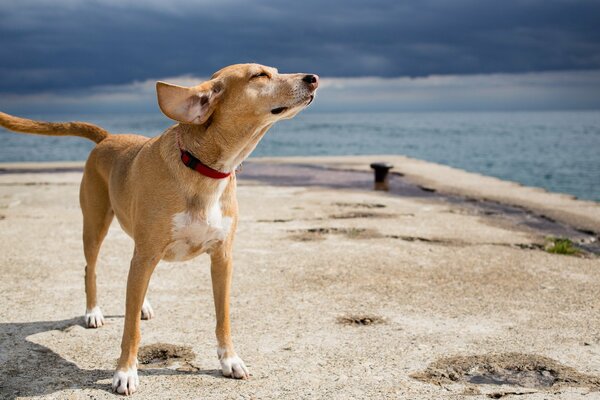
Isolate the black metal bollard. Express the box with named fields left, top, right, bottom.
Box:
left=370, top=162, right=394, bottom=191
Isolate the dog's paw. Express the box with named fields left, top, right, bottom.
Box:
left=112, top=368, right=139, bottom=395
left=218, top=349, right=249, bottom=379
left=140, top=298, right=154, bottom=320
left=84, top=306, right=105, bottom=328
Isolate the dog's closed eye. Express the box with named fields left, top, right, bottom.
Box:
left=251, top=72, right=270, bottom=79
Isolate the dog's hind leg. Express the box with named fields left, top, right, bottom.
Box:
left=140, top=296, right=154, bottom=320
left=80, top=169, right=114, bottom=328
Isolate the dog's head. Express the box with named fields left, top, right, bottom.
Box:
left=156, top=63, right=318, bottom=126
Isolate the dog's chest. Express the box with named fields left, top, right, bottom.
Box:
left=164, top=202, right=232, bottom=262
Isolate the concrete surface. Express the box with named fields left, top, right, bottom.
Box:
left=0, top=156, right=599, bottom=399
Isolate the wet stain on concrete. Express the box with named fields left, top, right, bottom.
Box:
left=241, top=163, right=600, bottom=255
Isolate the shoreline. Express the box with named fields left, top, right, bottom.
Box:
left=252, top=155, right=600, bottom=234
left=1, top=155, right=598, bottom=234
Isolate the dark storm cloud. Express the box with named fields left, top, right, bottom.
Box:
left=3, top=71, right=600, bottom=114
left=1, top=0, right=599, bottom=94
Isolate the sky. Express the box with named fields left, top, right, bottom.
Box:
left=1, top=0, right=600, bottom=113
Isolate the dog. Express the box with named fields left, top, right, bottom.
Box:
left=0, top=63, right=319, bottom=395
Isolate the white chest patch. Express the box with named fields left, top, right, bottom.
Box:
left=164, top=203, right=232, bottom=262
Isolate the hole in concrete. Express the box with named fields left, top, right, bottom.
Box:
left=138, top=343, right=195, bottom=369
left=411, top=353, right=600, bottom=390
left=338, top=315, right=385, bottom=326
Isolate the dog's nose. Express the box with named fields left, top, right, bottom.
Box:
left=302, top=74, right=319, bottom=90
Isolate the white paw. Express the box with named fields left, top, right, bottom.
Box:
left=218, top=348, right=249, bottom=379
left=112, top=368, right=139, bottom=395
left=84, top=306, right=105, bottom=328
left=141, top=298, right=154, bottom=320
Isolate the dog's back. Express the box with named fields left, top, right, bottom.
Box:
left=85, top=133, right=151, bottom=183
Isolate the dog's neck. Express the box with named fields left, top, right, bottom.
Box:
left=176, top=119, right=273, bottom=174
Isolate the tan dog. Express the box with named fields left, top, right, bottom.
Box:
left=0, top=63, right=318, bottom=395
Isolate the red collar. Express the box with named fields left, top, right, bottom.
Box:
left=179, top=149, right=232, bottom=179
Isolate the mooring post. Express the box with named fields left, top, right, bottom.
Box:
left=370, top=162, right=394, bottom=191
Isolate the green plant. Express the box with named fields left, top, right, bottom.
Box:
left=545, top=237, right=579, bottom=255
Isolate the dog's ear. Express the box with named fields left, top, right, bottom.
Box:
left=156, top=80, right=223, bottom=125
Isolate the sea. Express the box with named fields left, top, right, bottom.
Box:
left=1, top=111, right=599, bottom=202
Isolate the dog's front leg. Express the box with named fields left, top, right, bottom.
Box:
left=211, top=246, right=249, bottom=379
left=112, top=249, right=160, bottom=395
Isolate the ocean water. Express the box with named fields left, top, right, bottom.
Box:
left=1, top=111, right=599, bottom=202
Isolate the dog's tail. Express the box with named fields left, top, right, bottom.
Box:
left=0, top=111, right=110, bottom=144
